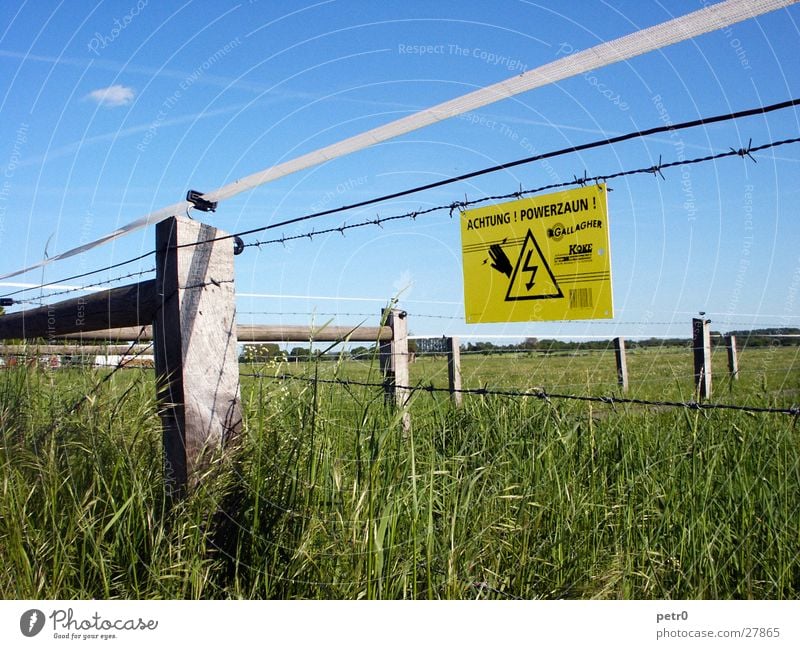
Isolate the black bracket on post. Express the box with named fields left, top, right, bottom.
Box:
left=186, top=190, right=217, bottom=213
left=233, top=236, right=244, bottom=256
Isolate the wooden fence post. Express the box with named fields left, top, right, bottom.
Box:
left=726, top=334, right=739, bottom=381
left=692, top=317, right=712, bottom=400
left=446, top=336, right=462, bottom=406
left=154, top=216, right=242, bottom=499
left=613, top=336, right=629, bottom=393
left=379, top=308, right=411, bottom=433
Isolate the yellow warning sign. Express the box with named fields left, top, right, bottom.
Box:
left=460, top=184, right=612, bottom=323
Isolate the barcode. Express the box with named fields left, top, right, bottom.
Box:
left=569, top=288, right=593, bottom=309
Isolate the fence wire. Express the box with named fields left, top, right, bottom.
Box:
left=0, top=251, right=155, bottom=301
left=8, top=268, right=156, bottom=307
left=241, top=372, right=800, bottom=417
left=236, top=136, right=800, bottom=250
left=244, top=138, right=800, bottom=248
left=165, top=98, right=800, bottom=252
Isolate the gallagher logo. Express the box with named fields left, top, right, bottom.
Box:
left=547, top=222, right=567, bottom=241
left=20, top=609, right=46, bottom=637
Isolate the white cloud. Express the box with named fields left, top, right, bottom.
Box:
left=87, top=84, right=134, bottom=108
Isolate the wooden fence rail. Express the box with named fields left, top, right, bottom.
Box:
left=38, top=324, right=391, bottom=343
left=0, top=281, right=156, bottom=340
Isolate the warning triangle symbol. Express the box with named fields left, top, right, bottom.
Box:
left=505, top=229, right=563, bottom=302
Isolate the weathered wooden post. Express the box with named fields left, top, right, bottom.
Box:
left=613, top=336, right=629, bottom=393
left=692, top=317, right=712, bottom=400
left=379, top=308, right=411, bottom=433
left=446, top=336, right=462, bottom=406
left=154, top=216, right=242, bottom=499
left=726, top=334, right=739, bottom=381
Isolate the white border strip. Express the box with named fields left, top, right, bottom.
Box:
left=1, top=600, right=797, bottom=647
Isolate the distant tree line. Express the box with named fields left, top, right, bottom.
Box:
left=238, top=329, right=800, bottom=362
left=724, top=328, right=800, bottom=347
left=461, top=329, right=800, bottom=354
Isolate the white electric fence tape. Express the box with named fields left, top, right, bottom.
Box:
left=0, top=0, right=794, bottom=281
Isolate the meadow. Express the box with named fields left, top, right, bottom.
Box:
left=1, top=343, right=798, bottom=599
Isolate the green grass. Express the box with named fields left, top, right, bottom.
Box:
left=1, top=345, right=799, bottom=599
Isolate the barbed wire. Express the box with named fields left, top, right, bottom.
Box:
left=166, top=98, right=800, bottom=252
left=233, top=136, right=800, bottom=250
left=242, top=370, right=636, bottom=400
left=231, top=297, right=800, bottom=330
left=2, top=99, right=797, bottom=304
left=239, top=310, right=385, bottom=319
left=242, top=363, right=799, bottom=393
left=8, top=267, right=156, bottom=307
left=237, top=308, right=799, bottom=334
left=727, top=366, right=800, bottom=376
left=0, top=251, right=155, bottom=301
left=413, top=348, right=619, bottom=357
left=713, top=322, right=800, bottom=328
left=239, top=310, right=469, bottom=321
left=674, top=310, right=800, bottom=319
left=238, top=340, right=800, bottom=355
left=240, top=372, right=800, bottom=417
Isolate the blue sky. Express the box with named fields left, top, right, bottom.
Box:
left=0, top=0, right=799, bottom=342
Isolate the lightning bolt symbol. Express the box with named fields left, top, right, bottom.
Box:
left=522, top=250, right=538, bottom=290
left=28, top=612, right=38, bottom=632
